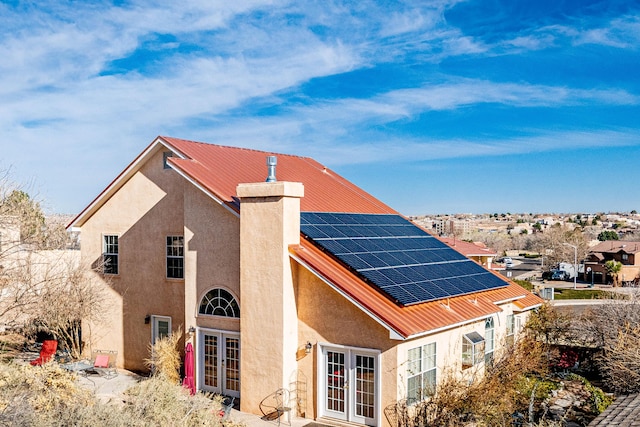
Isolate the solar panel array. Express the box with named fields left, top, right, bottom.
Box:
left=300, top=212, right=508, bottom=306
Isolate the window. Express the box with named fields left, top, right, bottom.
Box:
left=506, top=314, right=515, bottom=346
left=103, top=235, right=119, bottom=274
left=622, top=254, right=629, bottom=262
left=485, top=317, right=495, bottom=366
left=407, top=342, right=436, bottom=404
left=166, top=236, right=184, bottom=279
left=199, top=288, right=239, bottom=318
left=163, top=151, right=174, bottom=169
left=462, top=332, right=484, bottom=369
left=152, top=315, right=171, bottom=345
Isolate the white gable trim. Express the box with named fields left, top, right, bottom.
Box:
left=167, top=162, right=240, bottom=218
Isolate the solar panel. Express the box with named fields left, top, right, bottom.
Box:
left=300, top=212, right=508, bottom=306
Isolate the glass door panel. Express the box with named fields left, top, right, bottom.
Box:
left=322, top=347, right=378, bottom=425
left=353, top=354, right=376, bottom=424
left=199, top=330, right=240, bottom=398
left=225, top=337, right=240, bottom=393
left=325, top=350, right=346, bottom=419
left=203, top=334, right=218, bottom=388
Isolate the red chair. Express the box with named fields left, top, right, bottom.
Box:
left=30, top=340, right=58, bottom=366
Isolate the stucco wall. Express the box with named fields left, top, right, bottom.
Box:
left=183, top=183, right=241, bottom=334
left=295, top=263, right=398, bottom=426
left=79, top=147, right=187, bottom=371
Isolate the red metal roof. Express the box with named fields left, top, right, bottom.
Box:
left=70, top=135, right=543, bottom=337
left=162, top=136, right=397, bottom=214
left=291, top=239, right=543, bottom=338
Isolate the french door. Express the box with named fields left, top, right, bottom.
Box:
left=198, top=330, right=240, bottom=398
left=321, top=345, right=379, bottom=426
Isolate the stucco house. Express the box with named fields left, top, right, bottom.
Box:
left=68, top=136, right=542, bottom=427
left=584, top=241, right=640, bottom=285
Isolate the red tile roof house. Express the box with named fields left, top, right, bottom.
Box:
left=68, top=136, right=542, bottom=427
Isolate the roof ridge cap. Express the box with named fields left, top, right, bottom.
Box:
left=160, top=135, right=316, bottom=161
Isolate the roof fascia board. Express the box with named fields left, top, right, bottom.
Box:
left=493, top=295, right=525, bottom=305
left=514, top=303, right=543, bottom=313
left=68, top=136, right=185, bottom=228
left=167, top=162, right=240, bottom=218
left=290, top=252, right=406, bottom=341
left=404, top=311, right=501, bottom=341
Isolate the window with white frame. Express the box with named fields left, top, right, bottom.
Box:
left=103, top=235, right=119, bottom=275
left=199, top=288, right=240, bottom=317
left=462, top=332, right=484, bottom=370
left=406, top=342, right=436, bottom=404
left=166, top=236, right=184, bottom=279
left=485, top=317, right=495, bottom=366
left=506, top=314, right=515, bottom=346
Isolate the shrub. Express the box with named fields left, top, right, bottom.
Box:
left=145, top=333, right=182, bottom=384
left=566, top=373, right=612, bottom=414
left=0, top=360, right=237, bottom=427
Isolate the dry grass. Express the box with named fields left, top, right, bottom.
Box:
left=0, top=360, right=240, bottom=427
left=145, top=333, right=182, bottom=384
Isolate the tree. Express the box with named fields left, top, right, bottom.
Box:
left=0, top=170, right=103, bottom=357
left=604, top=260, right=623, bottom=287
left=27, top=258, right=108, bottom=358
left=578, top=290, right=640, bottom=394
left=597, top=230, right=619, bottom=241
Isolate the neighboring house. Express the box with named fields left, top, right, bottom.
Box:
left=68, top=136, right=542, bottom=427
left=0, top=216, right=80, bottom=330
left=584, top=241, right=640, bottom=285
left=436, top=237, right=497, bottom=270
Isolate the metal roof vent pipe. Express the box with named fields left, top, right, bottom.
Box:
left=266, top=155, right=277, bottom=182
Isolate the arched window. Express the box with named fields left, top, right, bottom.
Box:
left=199, top=288, right=240, bottom=318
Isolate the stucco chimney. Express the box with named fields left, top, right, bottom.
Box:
left=236, top=181, right=304, bottom=414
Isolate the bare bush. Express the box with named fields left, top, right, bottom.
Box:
left=387, top=335, right=549, bottom=426
left=145, top=333, right=182, bottom=384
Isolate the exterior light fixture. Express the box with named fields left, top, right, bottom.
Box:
left=144, top=315, right=150, bottom=324
left=305, top=341, right=313, bottom=354
left=188, top=326, right=196, bottom=334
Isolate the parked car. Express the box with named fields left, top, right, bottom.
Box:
left=551, top=270, right=570, bottom=281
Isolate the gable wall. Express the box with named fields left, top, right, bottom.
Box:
left=183, top=183, right=240, bottom=333
left=79, top=148, right=187, bottom=371
left=294, top=263, right=533, bottom=426
left=294, top=263, right=399, bottom=424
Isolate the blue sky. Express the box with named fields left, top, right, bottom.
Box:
left=1, top=0, right=639, bottom=216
